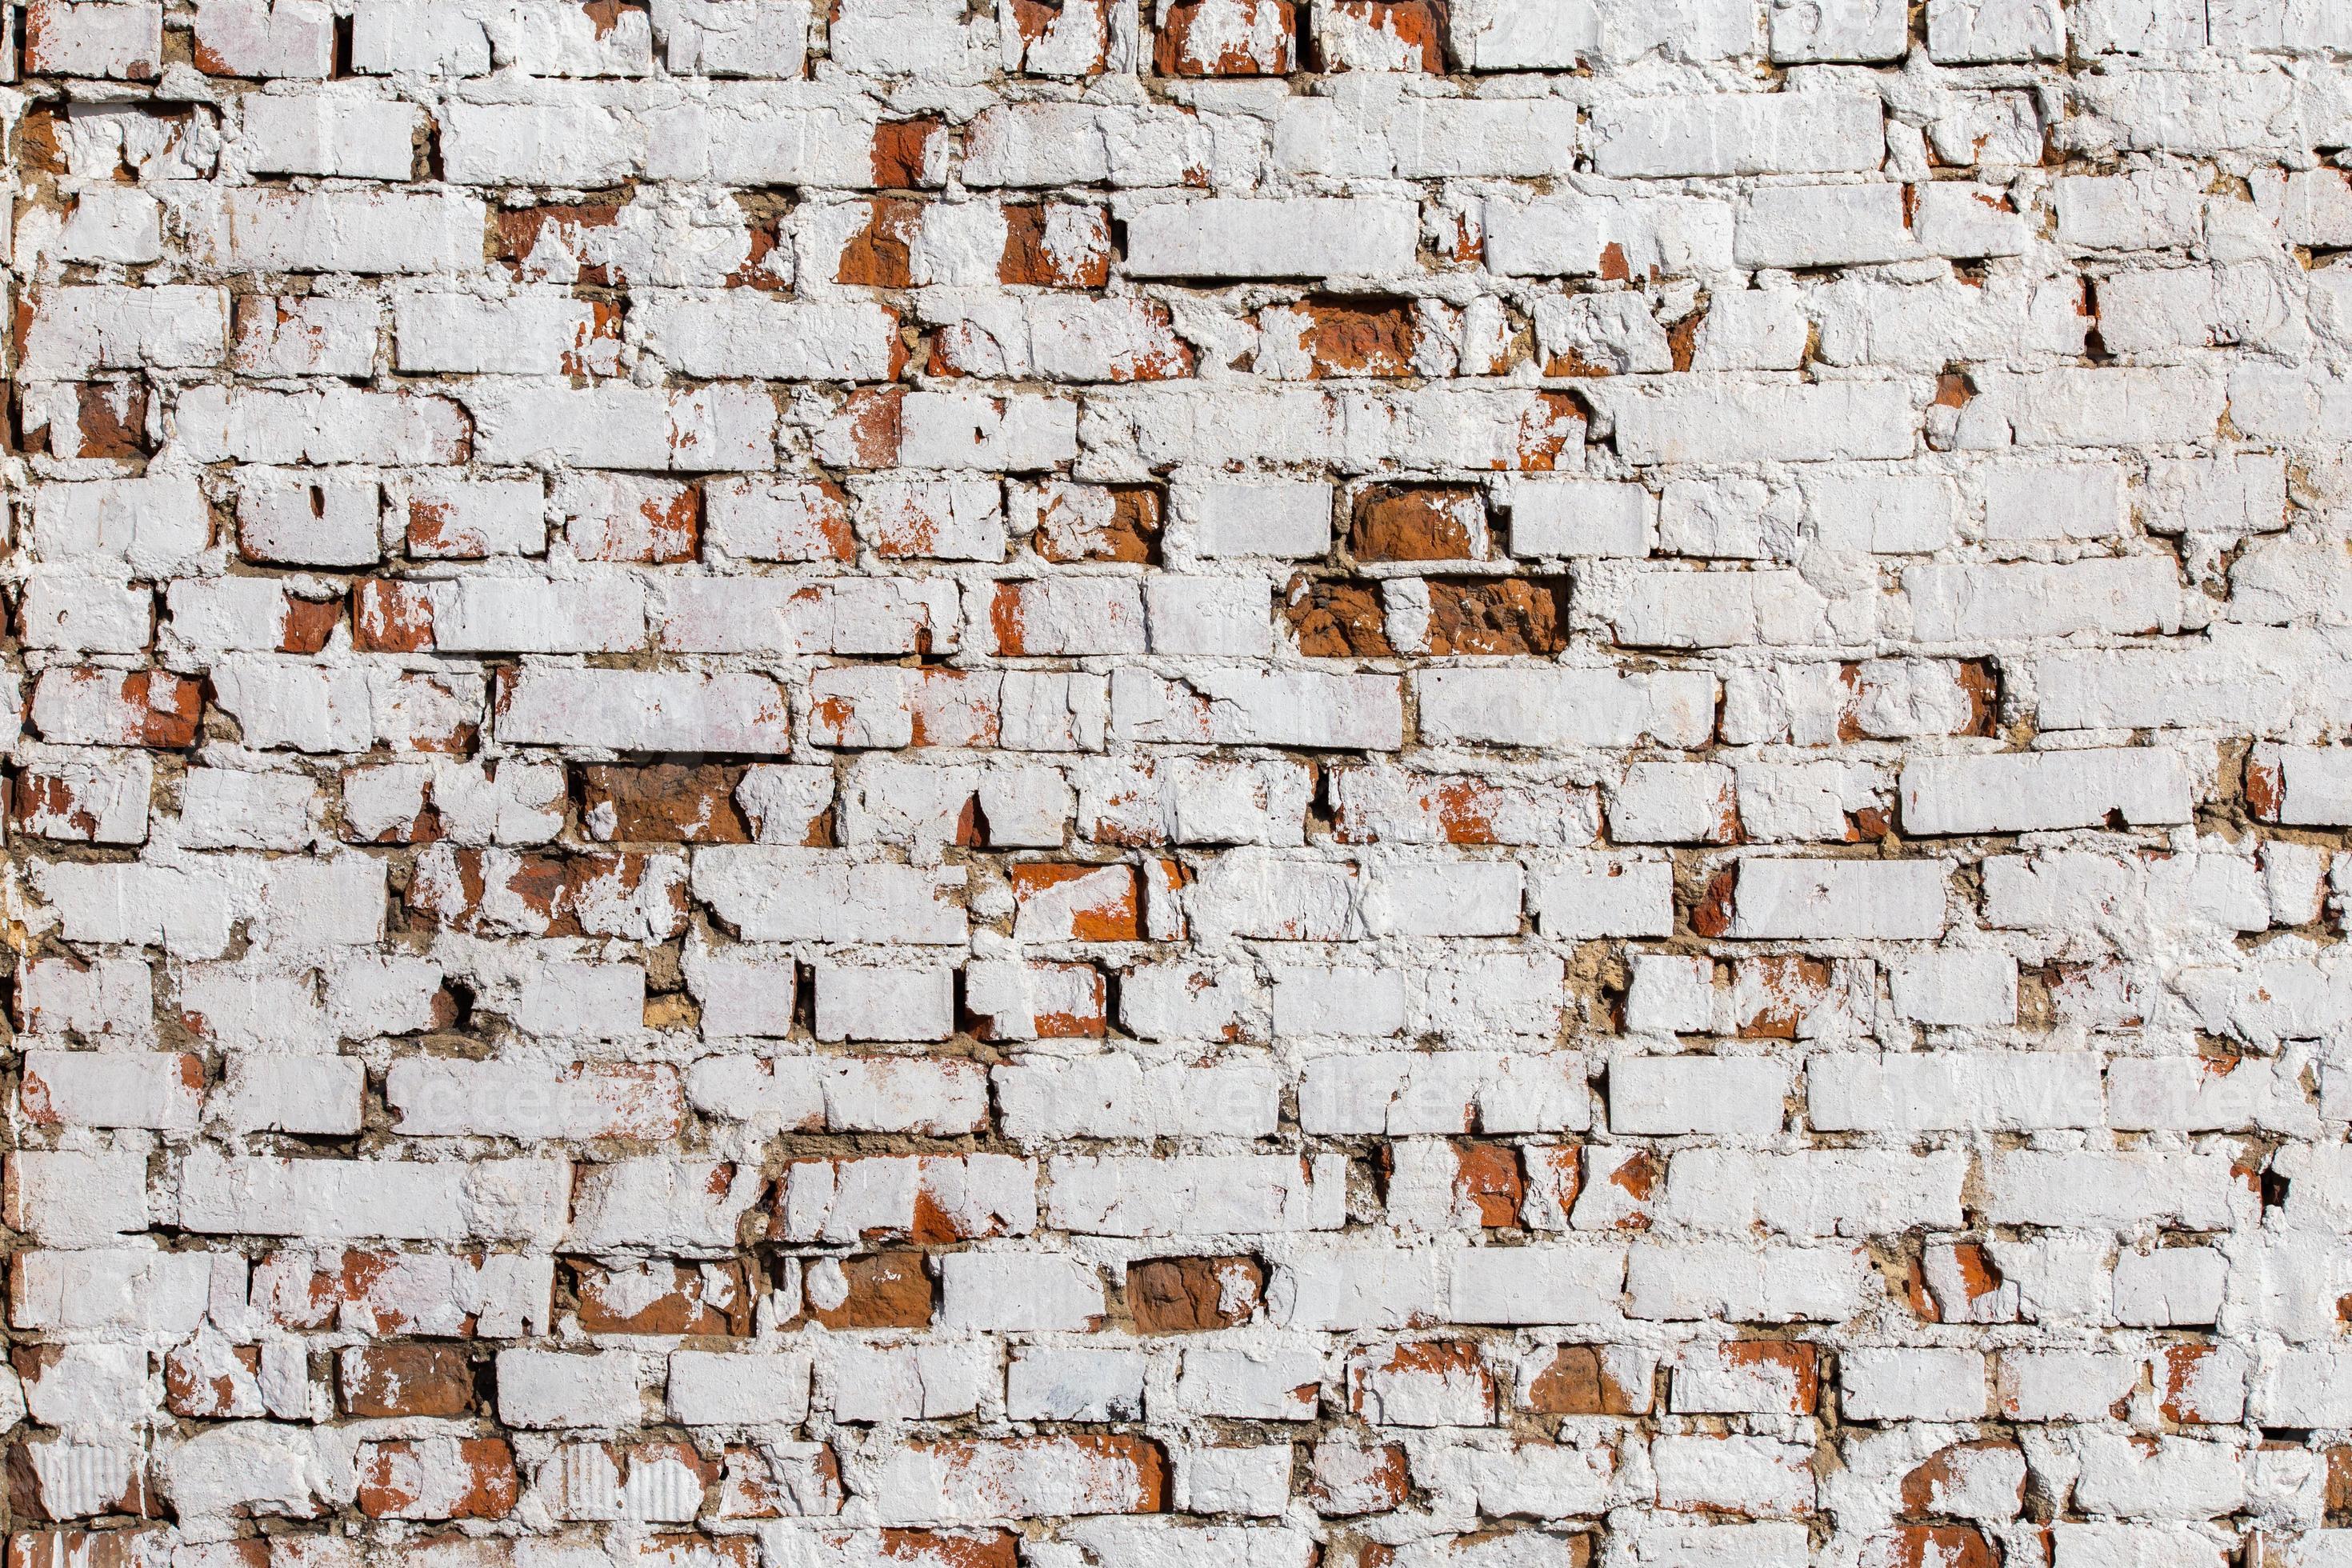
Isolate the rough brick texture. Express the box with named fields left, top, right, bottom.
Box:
left=2, top=0, right=2346, bottom=1566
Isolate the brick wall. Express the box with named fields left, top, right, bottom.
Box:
left=2, top=0, right=2344, bottom=1564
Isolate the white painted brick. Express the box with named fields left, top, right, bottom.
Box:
left=1900, top=749, right=2194, bottom=834
left=1591, top=93, right=1883, bottom=178
left=1735, top=183, right=1916, bottom=268
left=1610, top=1054, right=1788, bottom=1137
left=1534, top=853, right=1674, bottom=939
left=1724, top=858, right=1948, bottom=941
left=1169, top=474, right=1333, bottom=559
left=6, top=1152, right=148, bottom=1246
left=1841, top=1349, right=1988, bottom=1420
left=497, top=1350, right=650, bottom=1430
left=214, top=1056, right=364, bottom=1134
left=1507, top=478, right=1655, bottom=558
left=1126, top=199, right=1421, bottom=279
left=939, top=1252, right=1103, bottom=1331
left=242, top=93, right=421, bottom=178
left=1048, top=1153, right=1346, bottom=1237
left=995, top=1056, right=1280, bottom=1141
left=812, top=962, right=954, bottom=1041
left=666, top=1350, right=811, bottom=1426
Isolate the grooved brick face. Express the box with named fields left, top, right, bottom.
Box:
left=0, top=0, right=2336, bottom=1562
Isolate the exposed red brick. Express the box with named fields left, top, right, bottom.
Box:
left=1325, top=1, right=1445, bottom=70
left=1722, top=1340, right=1820, bottom=1414
left=1734, top=955, right=1831, bottom=1038
left=966, top=960, right=1108, bottom=1041
left=1690, top=868, right=1738, bottom=938
left=56, top=670, right=198, bottom=748
left=1515, top=390, right=1589, bottom=470
left=571, top=482, right=700, bottom=563
left=1526, top=1345, right=1647, bottom=1415
left=405, top=849, right=689, bottom=940
left=839, top=198, right=923, bottom=288
left=2159, top=1345, right=2234, bottom=1423
left=1008, top=862, right=1143, bottom=941
left=561, top=298, right=625, bottom=378
left=71, top=382, right=149, bottom=459
left=1956, top=660, right=2001, bottom=736
left=1424, top=578, right=1566, bottom=654
left=574, top=1260, right=755, bottom=1335
left=1351, top=1338, right=1494, bottom=1420
left=1001, top=204, right=1114, bottom=287
left=873, top=118, right=943, bottom=188
left=579, top=764, right=753, bottom=843
left=1350, top=486, right=1486, bottom=562
left=1032, top=484, right=1161, bottom=563
left=356, top=1438, right=518, bottom=1520
left=1666, top=307, right=1704, bottom=370
left=1452, top=1143, right=1524, bottom=1227
left=1269, top=297, right=1419, bottom=378
left=1007, top=0, right=1112, bottom=72
left=1128, top=1256, right=1265, bottom=1332
left=494, top=202, right=623, bottom=284
left=806, top=1252, right=934, bottom=1330
left=353, top=579, right=435, bottom=652
left=2246, top=748, right=2284, bottom=820
left=281, top=593, right=342, bottom=654
left=12, top=771, right=114, bottom=842
left=1284, top=576, right=1394, bottom=657
left=6, top=1442, right=151, bottom=1520
left=832, top=386, right=906, bottom=466
left=342, top=1344, right=476, bottom=1418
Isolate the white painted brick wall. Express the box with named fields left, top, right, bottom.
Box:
left=0, top=0, right=2339, bottom=1561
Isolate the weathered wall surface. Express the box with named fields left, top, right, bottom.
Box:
left=3, top=0, right=2346, bottom=1563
